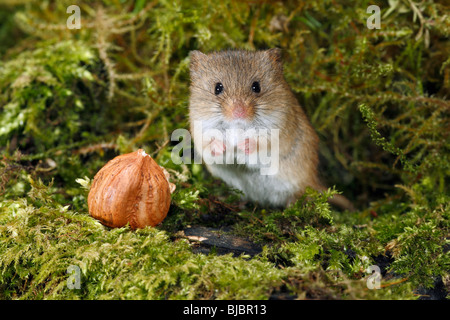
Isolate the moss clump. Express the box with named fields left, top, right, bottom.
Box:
left=1, top=0, right=449, bottom=299
left=0, top=178, right=285, bottom=300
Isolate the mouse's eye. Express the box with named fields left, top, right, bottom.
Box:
left=215, top=83, right=224, bottom=95
left=251, top=81, right=261, bottom=93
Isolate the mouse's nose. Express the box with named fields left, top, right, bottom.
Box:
left=232, top=102, right=247, bottom=119
left=227, top=99, right=253, bottom=120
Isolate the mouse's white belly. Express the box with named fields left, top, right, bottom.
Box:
left=207, top=163, right=297, bottom=207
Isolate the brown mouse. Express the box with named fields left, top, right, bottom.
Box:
left=188, top=48, right=354, bottom=211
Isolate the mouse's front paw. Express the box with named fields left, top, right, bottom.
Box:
left=237, top=138, right=257, bottom=155
left=209, top=138, right=226, bottom=156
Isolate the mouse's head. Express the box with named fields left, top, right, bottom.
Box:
left=189, top=49, right=292, bottom=131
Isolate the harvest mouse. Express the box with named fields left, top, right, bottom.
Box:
left=188, top=48, right=354, bottom=211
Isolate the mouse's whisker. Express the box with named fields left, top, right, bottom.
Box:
left=190, top=84, right=215, bottom=97
left=255, top=105, right=293, bottom=118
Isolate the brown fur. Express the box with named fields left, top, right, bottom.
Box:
left=189, top=49, right=353, bottom=211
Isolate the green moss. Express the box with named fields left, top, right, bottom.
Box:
left=0, top=179, right=285, bottom=299
left=0, top=0, right=449, bottom=300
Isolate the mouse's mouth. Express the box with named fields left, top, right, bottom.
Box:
left=223, top=118, right=252, bottom=128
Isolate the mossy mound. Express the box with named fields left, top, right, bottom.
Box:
left=0, top=0, right=448, bottom=300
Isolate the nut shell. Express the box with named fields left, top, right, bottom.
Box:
left=88, top=149, right=172, bottom=229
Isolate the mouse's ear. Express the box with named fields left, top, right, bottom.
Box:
left=190, top=50, right=208, bottom=71
left=266, top=48, right=282, bottom=61
left=265, top=48, right=283, bottom=70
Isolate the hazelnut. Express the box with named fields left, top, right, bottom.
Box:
left=88, top=149, right=174, bottom=229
